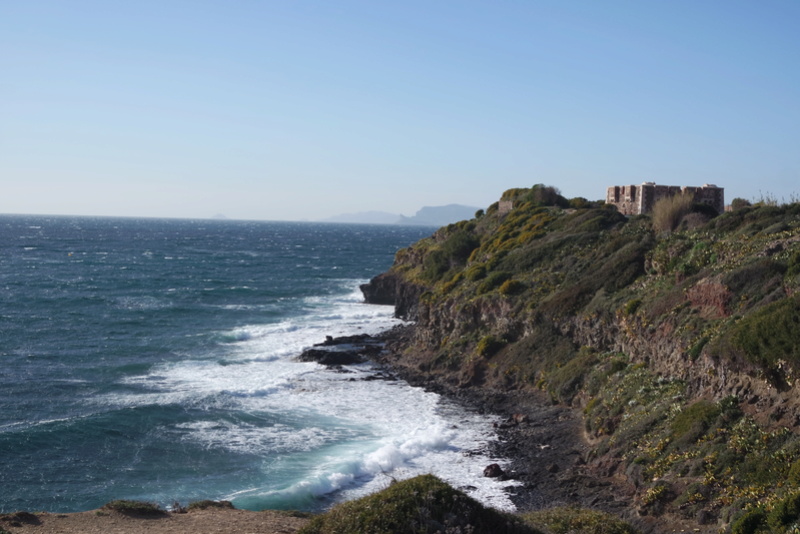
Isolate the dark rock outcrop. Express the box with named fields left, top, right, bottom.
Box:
left=296, top=349, right=368, bottom=366
left=296, top=334, right=383, bottom=366
left=361, top=273, right=425, bottom=320
left=483, top=463, right=505, bottom=478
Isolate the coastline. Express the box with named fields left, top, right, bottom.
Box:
left=2, top=326, right=650, bottom=534
left=274, top=324, right=630, bottom=516
left=373, top=325, right=658, bottom=533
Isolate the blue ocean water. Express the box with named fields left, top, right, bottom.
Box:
left=0, top=215, right=515, bottom=514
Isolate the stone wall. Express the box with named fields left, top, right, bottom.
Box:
left=606, top=182, right=724, bottom=215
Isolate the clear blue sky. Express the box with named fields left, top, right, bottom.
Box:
left=2, top=1, right=799, bottom=220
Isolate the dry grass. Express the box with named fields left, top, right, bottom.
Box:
left=652, top=192, right=695, bottom=234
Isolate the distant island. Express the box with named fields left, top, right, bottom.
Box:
left=321, top=204, right=480, bottom=226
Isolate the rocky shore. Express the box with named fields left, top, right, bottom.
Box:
left=2, top=329, right=660, bottom=534
left=364, top=325, right=667, bottom=532
left=299, top=327, right=625, bottom=513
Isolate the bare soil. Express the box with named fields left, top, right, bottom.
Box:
left=0, top=508, right=309, bottom=534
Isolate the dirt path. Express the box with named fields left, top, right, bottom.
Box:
left=0, top=508, right=309, bottom=534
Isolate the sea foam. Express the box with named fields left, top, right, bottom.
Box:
left=103, top=288, right=518, bottom=511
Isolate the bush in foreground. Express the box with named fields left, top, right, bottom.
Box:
left=299, top=474, right=539, bottom=534
left=102, top=500, right=167, bottom=517
left=186, top=500, right=236, bottom=511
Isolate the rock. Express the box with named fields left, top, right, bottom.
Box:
left=315, top=334, right=375, bottom=346
left=297, top=334, right=386, bottom=367
left=363, top=371, right=397, bottom=381
left=360, top=273, right=426, bottom=320
left=483, top=463, right=505, bottom=478
left=296, top=349, right=367, bottom=366
left=511, top=413, right=529, bottom=424
left=360, top=273, right=398, bottom=306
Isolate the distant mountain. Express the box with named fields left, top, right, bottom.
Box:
left=396, top=204, right=480, bottom=226
left=321, top=211, right=401, bottom=225
left=321, top=204, right=480, bottom=226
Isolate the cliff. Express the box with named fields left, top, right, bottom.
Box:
left=362, top=185, right=800, bottom=533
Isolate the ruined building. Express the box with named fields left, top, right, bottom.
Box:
left=606, top=183, right=724, bottom=216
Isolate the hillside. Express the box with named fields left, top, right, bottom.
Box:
left=362, top=185, right=800, bottom=533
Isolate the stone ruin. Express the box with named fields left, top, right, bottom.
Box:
left=606, top=182, right=724, bottom=216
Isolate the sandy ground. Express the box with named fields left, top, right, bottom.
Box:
left=0, top=508, right=310, bottom=534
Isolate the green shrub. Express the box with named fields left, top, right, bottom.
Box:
left=524, top=184, right=569, bottom=208
left=788, top=459, right=800, bottom=485
left=186, top=500, right=235, bottom=511
left=422, top=250, right=450, bottom=282
left=499, top=279, right=525, bottom=296
left=671, top=400, right=720, bottom=443
left=299, top=474, right=537, bottom=534
left=687, top=336, right=709, bottom=361
left=521, top=506, right=637, bottom=534
left=787, top=250, right=800, bottom=278
left=722, top=259, right=787, bottom=306
left=767, top=491, right=800, bottom=531
left=731, top=507, right=767, bottom=534
left=558, top=208, right=627, bottom=234
left=476, top=335, right=505, bottom=358
left=569, top=197, right=591, bottom=209
left=421, top=229, right=480, bottom=282
left=730, top=295, right=800, bottom=369
left=466, top=264, right=487, bottom=281
left=623, top=299, right=642, bottom=316
left=441, top=230, right=480, bottom=264
left=575, top=216, right=608, bottom=233
left=547, top=349, right=599, bottom=404
left=478, top=271, right=512, bottom=294
left=103, top=500, right=167, bottom=516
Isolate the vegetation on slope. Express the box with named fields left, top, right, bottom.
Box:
left=375, top=185, right=800, bottom=532
left=299, top=474, right=538, bottom=534
left=299, top=474, right=636, bottom=534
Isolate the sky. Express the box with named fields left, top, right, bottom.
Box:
left=2, top=1, right=799, bottom=221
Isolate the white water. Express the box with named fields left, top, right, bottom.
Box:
left=102, top=286, right=519, bottom=511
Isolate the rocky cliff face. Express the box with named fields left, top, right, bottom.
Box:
left=359, top=272, right=425, bottom=321
left=362, top=187, right=800, bottom=532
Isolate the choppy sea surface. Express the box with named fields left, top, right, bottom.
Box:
left=0, top=215, right=516, bottom=513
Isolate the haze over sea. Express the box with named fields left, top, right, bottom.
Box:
left=0, top=215, right=516, bottom=514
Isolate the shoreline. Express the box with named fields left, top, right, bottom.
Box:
left=2, top=326, right=646, bottom=534
left=372, top=325, right=654, bottom=532
left=274, top=325, right=628, bottom=516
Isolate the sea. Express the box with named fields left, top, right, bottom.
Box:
left=0, top=215, right=516, bottom=514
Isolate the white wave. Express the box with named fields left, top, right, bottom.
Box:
left=225, top=424, right=518, bottom=511
left=174, top=421, right=333, bottom=455
left=99, top=283, right=517, bottom=511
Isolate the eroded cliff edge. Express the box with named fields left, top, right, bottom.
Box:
left=362, top=186, right=800, bottom=534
